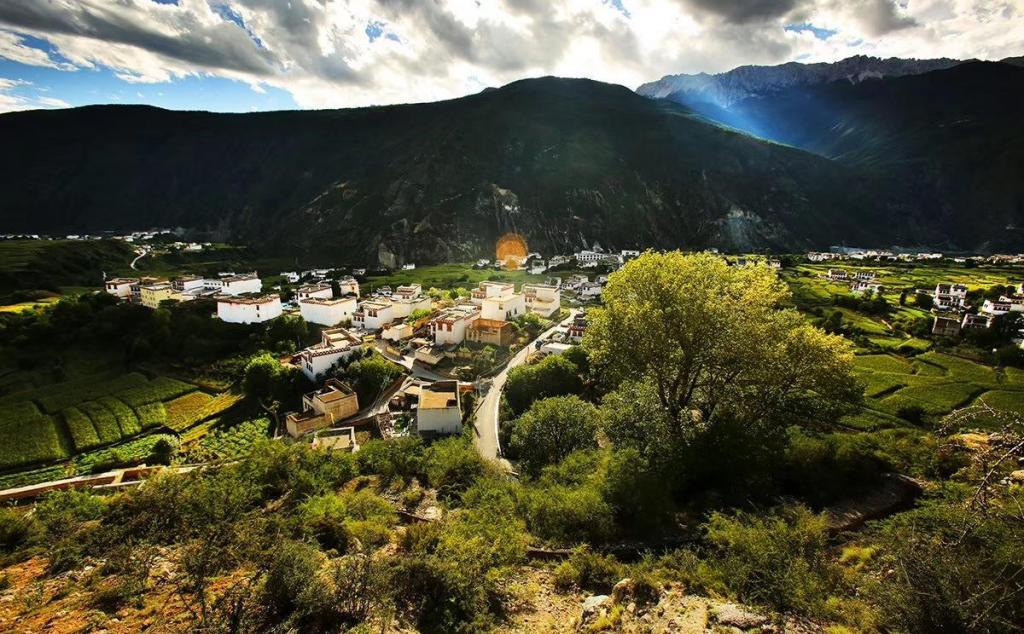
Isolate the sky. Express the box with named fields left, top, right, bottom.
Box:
left=0, top=0, right=1021, bottom=113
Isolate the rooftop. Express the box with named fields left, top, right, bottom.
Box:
left=217, top=293, right=279, bottom=305
left=420, top=389, right=458, bottom=410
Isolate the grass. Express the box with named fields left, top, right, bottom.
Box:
left=915, top=352, right=997, bottom=385
left=98, top=397, right=141, bottom=436
left=974, top=390, right=1024, bottom=413
left=0, top=297, right=60, bottom=313
left=854, top=355, right=913, bottom=374
left=0, top=411, right=67, bottom=470
left=879, top=383, right=983, bottom=416
left=117, top=376, right=196, bottom=408
left=63, top=406, right=102, bottom=451
left=188, top=417, right=271, bottom=461
left=35, top=373, right=148, bottom=414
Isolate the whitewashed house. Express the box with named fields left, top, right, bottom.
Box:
left=217, top=294, right=282, bottom=324
left=352, top=299, right=394, bottom=331
left=470, top=281, right=515, bottom=304
left=416, top=381, right=462, bottom=436
left=523, top=283, right=561, bottom=317
left=296, top=327, right=362, bottom=381
left=104, top=278, right=137, bottom=300
left=826, top=269, right=848, bottom=281
left=207, top=272, right=261, bottom=296
left=851, top=281, right=884, bottom=294
left=336, top=276, right=360, bottom=297
left=579, top=282, right=603, bottom=299
left=300, top=296, right=357, bottom=326
left=481, top=291, right=525, bottom=321
left=172, top=275, right=205, bottom=292
left=981, top=299, right=1021, bottom=316
left=390, top=284, right=432, bottom=318
left=281, top=271, right=300, bottom=283
left=382, top=322, right=414, bottom=341
left=296, top=283, right=333, bottom=301
left=428, top=305, right=480, bottom=345
left=935, top=283, right=968, bottom=311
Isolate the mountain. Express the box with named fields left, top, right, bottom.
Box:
left=641, top=61, right=1024, bottom=251
left=0, top=78, right=904, bottom=263
left=636, top=55, right=964, bottom=107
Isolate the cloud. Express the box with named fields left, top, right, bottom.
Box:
left=0, top=0, right=1020, bottom=110
left=0, top=77, right=71, bottom=112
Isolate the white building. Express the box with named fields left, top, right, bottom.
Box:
left=934, top=283, right=968, bottom=311
left=470, top=281, right=515, bottom=304
left=300, top=296, right=358, bottom=326
left=851, top=281, right=884, bottom=294
left=428, top=305, right=480, bottom=345
left=621, top=250, right=640, bottom=258
left=336, top=276, right=360, bottom=297
left=217, top=294, right=282, bottom=324
left=207, top=272, right=261, bottom=296
left=826, top=269, right=848, bottom=281
left=382, top=322, right=414, bottom=341
left=296, top=327, right=363, bottom=381
left=981, top=299, right=1023, bottom=317
left=281, top=271, right=300, bottom=283
left=171, top=275, right=205, bottom=293
left=352, top=299, right=395, bottom=331
left=481, top=291, right=526, bottom=321
left=390, top=284, right=432, bottom=318
left=417, top=381, right=462, bottom=436
left=104, top=277, right=137, bottom=300
left=523, top=283, right=561, bottom=317
left=579, top=282, right=603, bottom=299
left=297, top=283, right=334, bottom=301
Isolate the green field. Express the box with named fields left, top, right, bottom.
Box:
left=850, top=349, right=1024, bottom=429
left=362, top=262, right=550, bottom=293
left=0, top=371, right=204, bottom=472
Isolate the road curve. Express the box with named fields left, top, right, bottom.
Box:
left=472, top=310, right=578, bottom=465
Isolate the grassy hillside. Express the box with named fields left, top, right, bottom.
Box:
left=0, top=239, right=136, bottom=299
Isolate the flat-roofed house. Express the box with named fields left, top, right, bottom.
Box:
left=579, top=281, right=603, bottom=299
left=140, top=282, right=174, bottom=309
left=932, top=316, right=961, bottom=337
left=826, top=269, right=848, bottom=281
left=523, top=283, right=561, bottom=317
left=480, top=292, right=525, bottom=321
left=935, top=283, right=968, bottom=311
left=390, top=284, right=432, bottom=318
left=470, top=281, right=515, bottom=305
left=297, top=283, right=333, bottom=301
left=466, top=318, right=514, bottom=347
left=172, top=275, right=205, bottom=293
left=429, top=304, right=481, bottom=345
left=104, top=277, right=137, bottom=300
left=285, top=379, right=360, bottom=437
left=337, top=276, right=360, bottom=297
left=300, top=295, right=357, bottom=326
left=311, top=427, right=359, bottom=452
left=382, top=322, right=414, bottom=341
left=297, top=327, right=362, bottom=380
left=209, top=272, right=262, bottom=296
left=981, top=299, right=1019, bottom=316
left=217, top=293, right=282, bottom=324
left=416, top=380, right=462, bottom=436
left=352, top=299, right=394, bottom=331
left=962, top=313, right=992, bottom=329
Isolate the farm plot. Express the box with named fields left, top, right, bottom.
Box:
left=164, top=391, right=242, bottom=432
left=117, top=376, right=196, bottom=407
left=878, top=383, right=983, bottom=416
left=0, top=401, right=68, bottom=469
left=188, top=418, right=271, bottom=462
left=36, top=373, right=147, bottom=413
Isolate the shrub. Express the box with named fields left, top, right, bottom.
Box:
left=241, top=441, right=357, bottom=501
left=702, top=506, right=839, bottom=615
left=34, top=489, right=105, bottom=538
left=0, top=507, right=36, bottom=553
left=896, top=404, right=926, bottom=425
left=421, top=437, right=486, bottom=501
left=553, top=546, right=624, bottom=592
left=509, top=396, right=599, bottom=476
left=356, top=436, right=424, bottom=483
left=505, top=355, right=583, bottom=415
left=517, top=483, right=615, bottom=545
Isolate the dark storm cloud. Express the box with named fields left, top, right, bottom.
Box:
left=682, top=0, right=809, bottom=24
left=0, top=0, right=279, bottom=76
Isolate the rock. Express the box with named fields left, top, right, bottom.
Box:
left=1010, top=470, right=1024, bottom=484
left=582, top=594, right=610, bottom=615
left=612, top=577, right=633, bottom=604
left=711, top=602, right=769, bottom=629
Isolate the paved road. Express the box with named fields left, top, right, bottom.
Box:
left=472, top=310, right=578, bottom=464
left=129, top=247, right=149, bottom=270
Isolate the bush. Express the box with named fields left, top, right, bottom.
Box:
left=356, top=437, right=424, bottom=483
left=517, top=483, right=615, bottom=545
left=240, top=441, right=358, bottom=501
left=421, top=437, right=486, bottom=501
left=505, top=355, right=583, bottom=415
left=0, top=507, right=36, bottom=553
left=299, top=490, right=394, bottom=552
left=702, top=506, right=839, bottom=615
left=34, top=489, right=105, bottom=538
left=509, top=396, right=598, bottom=476
left=553, top=546, right=624, bottom=592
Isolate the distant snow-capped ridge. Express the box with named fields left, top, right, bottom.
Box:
left=636, top=55, right=965, bottom=107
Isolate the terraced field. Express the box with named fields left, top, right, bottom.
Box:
left=0, top=371, right=239, bottom=473
left=850, top=351, right=1024, bottom=430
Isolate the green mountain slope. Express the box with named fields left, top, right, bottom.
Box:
left=659, top=62, right=1024, bottom=251
left=0, top=77, right=917, bottom=260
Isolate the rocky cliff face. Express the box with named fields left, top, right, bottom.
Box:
left=637, top=55, right=964, bottom=107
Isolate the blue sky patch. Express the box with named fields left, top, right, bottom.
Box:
left=785, top=22, right=837, bottom=41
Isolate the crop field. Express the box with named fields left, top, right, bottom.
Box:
left=851, top=350, right=1024, bottom=429
left=0, top=371, right=201, bottom=471
left=164, top=391, right=242, bottom=432
left=187, top=417, right=271, bottom=462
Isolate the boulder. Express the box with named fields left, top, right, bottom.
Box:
left=711, top=602, right=770, bottom=629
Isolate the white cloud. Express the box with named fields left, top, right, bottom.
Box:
left=0, top=0, right=1020, bottom=109
left=0, top=77, right=71, bottom=112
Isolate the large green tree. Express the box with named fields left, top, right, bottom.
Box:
left=585, top=251, right=859, bottom=438
left=509, top=396, right=599, bottom=475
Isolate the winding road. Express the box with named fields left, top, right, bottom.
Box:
left=472, top=310, right=579, bottom=464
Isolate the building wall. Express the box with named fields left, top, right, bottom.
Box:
left=220, top=277, right=262, bottom=296
left=217, top=297, right=282, bottom=323
left=140, top=287, right=173, bottom=309
left=300, top=349, right=353, bottom=381
left=298, top=286, right=333, bottom=300
left=105, top=282, right=133, bottom=299
left=390, top=295, right=432, bottom=318
left=417, top=407, right=462, bottom=435
left=433, top=317, right=471, bottom=345
left=481, top=294, right=525, bottom=321
left=300, top=297, right=357, bottom=326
